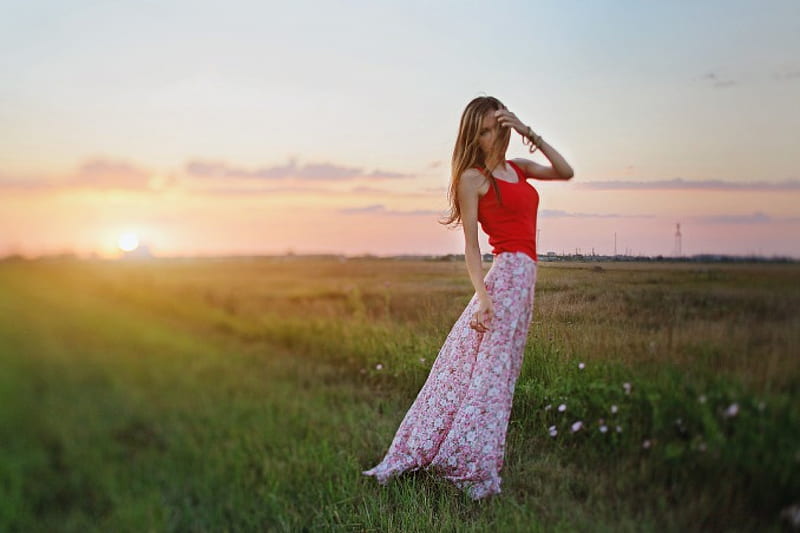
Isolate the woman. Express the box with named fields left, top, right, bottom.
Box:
left=362, top=96, right=574, bottom=500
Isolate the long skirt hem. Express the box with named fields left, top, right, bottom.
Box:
left=361, top=251, right=537, bottom=501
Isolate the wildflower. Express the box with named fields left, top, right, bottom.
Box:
left=578, top=362, right=585, bottom=370
left=610, top=404, right=618, bottom=414
left=558, top=403, right=567, bottom=412
left=779, top=504, right=800, bottom=529
left=375, top=363, right=383, bottom=371
left=724, top=402, right=739, bottom=418
left=544, top=404, right=552, bottom=411
left=570, top=421, right=583, bottom=432
left=615, top=425, right=622, bottom=433
left=419, top=357, right=426, bottom=363
left=698, top=394, right=707, bottom=404
left=548, top=425, right=558, bottom=437
left=623, top=382, right=632, bottom=394
left=642, top=439, right=651, bottom=449
left=599, top=425, right=608, bottom=433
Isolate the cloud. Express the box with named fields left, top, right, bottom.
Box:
left=185, top=185, right=337, bottom=196
left=1, top=157, right=415, bottom=194
left=0, top=158, right=158, bottom=191
left=69, top=158, right=152, bottom=190
left=339, top=204, right=442, bottom=216
left=0, top=173, right=53, bottom=190
left=773, top=69, right=800, bottom=82
left=185, top=158, right=412, bottom=181
left=577, top=178, right=800, bottom=191
left=540, top=209, right=654, bottom=219
left=366, top=169, right=413, bottom=179
left=700, top=71, right=738, bottom=88
left=691, top=212, right=800, bottom=224
left=184, top=183, right=435, bottom=198
left=348, top=185, right=436, bottom=198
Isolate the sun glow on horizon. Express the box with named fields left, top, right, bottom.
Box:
left=117, top=232, right=139, bottom=252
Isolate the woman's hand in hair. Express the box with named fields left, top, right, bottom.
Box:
left=494, top=108, right=530, bottom=136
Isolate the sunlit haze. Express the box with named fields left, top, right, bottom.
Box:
left=2, top=1, right=799, bottom=258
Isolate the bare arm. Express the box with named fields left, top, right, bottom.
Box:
left=494, top=108, right=574, bottom=180
left=458, top=169, right=494, bottom=332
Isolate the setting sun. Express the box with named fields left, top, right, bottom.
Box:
left=117, top=232, right=139, bottom=252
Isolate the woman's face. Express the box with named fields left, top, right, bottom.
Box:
left=477, top=108, right=504, bottom=162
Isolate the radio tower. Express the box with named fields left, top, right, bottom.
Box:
left=673, top=223, right=682, bottom=257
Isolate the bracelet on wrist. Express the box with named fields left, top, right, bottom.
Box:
left=522, top=126, right=543, bottom=154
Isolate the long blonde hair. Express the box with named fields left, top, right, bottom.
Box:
left=440, top=96, right=511, bottom=228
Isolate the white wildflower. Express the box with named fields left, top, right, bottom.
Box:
left=375, top=363, right=383, bottom=371
left=698, top=394, right=707, bottom=404
left=724, top=402, right=739, bottom=418
left=558, top=403, right=567, bottom=412
left=544, top=404, right=552, bottom=411
left=419, top=357, right=426, bottom=363
left=623, top=382, right=632, bottom=394
left=610, top=404, right=618, bottom=414
left=599, top=425, right=608, bottom=433
left=642, top=439, right=651, bottom=449
left=570, top=421, right=583, bottom=432
left=578, top=362, right=585, bottom=370
left=548, top=425, right=558, bottom=437
left=616, top=425, right=622, bottom=433
left=780, top=503, right=800, bottom=529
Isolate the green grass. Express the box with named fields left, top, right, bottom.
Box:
left=0, top=257, right=798, bottom=531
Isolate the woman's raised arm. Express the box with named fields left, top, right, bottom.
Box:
left=494, top=108, right=574, bottom=180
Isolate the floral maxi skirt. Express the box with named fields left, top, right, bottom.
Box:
left=362, top=251, right=538, bottom=500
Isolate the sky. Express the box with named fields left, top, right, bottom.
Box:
left=1, top=0, right=799, bottom=258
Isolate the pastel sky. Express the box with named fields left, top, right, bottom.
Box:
left=2, top=0, right=799, bottom=258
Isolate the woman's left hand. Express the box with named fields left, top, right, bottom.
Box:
left=494, top=109, right=530, bottom=136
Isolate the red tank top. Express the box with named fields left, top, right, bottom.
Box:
left=477, top=160, right=539, bottom=262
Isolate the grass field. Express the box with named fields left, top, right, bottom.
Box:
left=1, top=257, right=798, bottom=531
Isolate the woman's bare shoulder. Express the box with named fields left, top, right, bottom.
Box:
left=459, top=168, right=486, bottom=188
